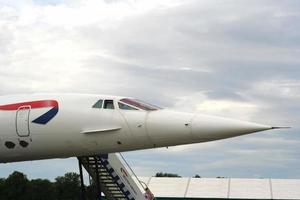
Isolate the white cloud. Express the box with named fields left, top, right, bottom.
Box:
left=250, top=79, right=300, bottom=99
left=172, top=92, right=259, bottom=121
left=0, top=0, right=299, bottom=179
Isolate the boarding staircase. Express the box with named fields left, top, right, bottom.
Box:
left=79, top=153, right=154, bottom=200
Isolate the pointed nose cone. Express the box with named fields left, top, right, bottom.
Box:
left=192, top=114, right=272, bottom=141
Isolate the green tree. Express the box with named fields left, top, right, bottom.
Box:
left=28, top=179, right=55, bottom=200
left=194, top=174, right=201, bottom=178
left=155, top=172, right=181, bottom=177
left=86, top=184, right=96, bottom=200
left=54, top=172, right=81, bottom=200
left=4, top=171, right=29, bottom=200
left=0, top=178, right=6, bottom=199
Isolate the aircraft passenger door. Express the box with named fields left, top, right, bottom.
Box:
left=16, top=106, right=30, bottom=137
left=119, top=110, right=149, bottom=148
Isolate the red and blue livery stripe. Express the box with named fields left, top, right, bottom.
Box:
left=0, top=100, right=59, bottom=125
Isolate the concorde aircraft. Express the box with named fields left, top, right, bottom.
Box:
left=0, top=94, right=282, bottom=163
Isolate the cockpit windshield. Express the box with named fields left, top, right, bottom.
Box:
left=119, top=98, right=161, bottom=111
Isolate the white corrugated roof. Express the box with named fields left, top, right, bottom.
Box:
left=229, top=179, right=271, bottom=199
left=186, top=178, right=229, bottom=198
left=271, top=179, right=300, bottom=200
left=139, top=177, right=300, bottom=199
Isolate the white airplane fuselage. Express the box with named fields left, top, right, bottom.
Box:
left=0, top=94, right=274, bottom=163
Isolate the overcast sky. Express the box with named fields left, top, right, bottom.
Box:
left=0, top=0, right=299, bottom=180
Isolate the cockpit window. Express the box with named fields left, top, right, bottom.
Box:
left=118, top=102, right=138, bottom=110
left=104, top=100, right=114, bottom=109
left=119, top=98, right=160, bottom=111
left=92, top=100, right=103, bottom=108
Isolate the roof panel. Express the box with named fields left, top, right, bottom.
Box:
left=148, top=177, right=189, bottom=197
left=186, top=178, right=229, bottom=198
left=272, top=179, right=300, bottom=200
left=229, top=178, right=271, bottom=199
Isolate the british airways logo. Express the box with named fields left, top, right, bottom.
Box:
left=0, top=100, right=59, bottom=125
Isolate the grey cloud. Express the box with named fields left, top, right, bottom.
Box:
left=74, top=0, right=300, bottom=103
left=0, top=0, right=299, bottom=179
